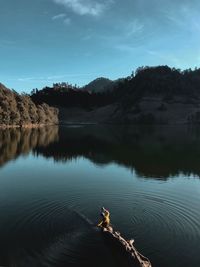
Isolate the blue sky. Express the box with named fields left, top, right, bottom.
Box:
left=0, top=0, right=200, bottom=92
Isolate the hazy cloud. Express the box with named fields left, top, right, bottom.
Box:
left=52, top=0, right=113, bottom=16
left=115, top=44, right=136, bottom=53
left=147, top=50, right=182, bottom=67
left=163, top=3, right=200, bottom=33
left=52, top=13, right=71, bottom=25
left=63, top=17, right=71, bottom=25
left=52, top=13, right=66, bottom=20
left=126, top=19, right=144, bottom=37
left=17, top=73, right=94, bottom=82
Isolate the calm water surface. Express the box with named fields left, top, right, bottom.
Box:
left=0, top=125, right=199, bottom=267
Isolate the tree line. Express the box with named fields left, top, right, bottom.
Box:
left=30, top=66, right=200, bottom=110
left=0, top=83, right=58, bottom=126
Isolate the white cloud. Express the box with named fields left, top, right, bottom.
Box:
left=52, top=13, right=66, bottom=20
left=52, top=0, right=113, bottom=16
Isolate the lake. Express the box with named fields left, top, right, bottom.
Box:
left=0, top=125, right=199, bottom=267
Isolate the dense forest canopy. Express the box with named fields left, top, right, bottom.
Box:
left=30, top=82, right=114, bottom=109
left=0, top=83, right=58, bottom=126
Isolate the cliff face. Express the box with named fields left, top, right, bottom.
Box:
left=0, top=83, right=58, bottom=126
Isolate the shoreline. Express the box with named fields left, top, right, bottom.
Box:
left=0, top=123, right=58, bottom=129
left=1, top=122, right=200, bottom=129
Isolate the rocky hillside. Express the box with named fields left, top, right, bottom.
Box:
left=0, top=83, right=58, bottom=127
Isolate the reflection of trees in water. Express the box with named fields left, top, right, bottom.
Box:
left=35, top=126, right=200, bottom=179
left=0, top=126, right=59, bottom=167
left=1, top=125, right=200, bottom=178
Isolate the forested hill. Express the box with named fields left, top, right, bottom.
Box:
left=30, top=65, right=200, bottom=124
left=119, top=65, right=200, bottom=100
left=31, top=66, right=200, bottom=106
left=0, top=83, right=58, bottom=127
left=82, top=77, right=120, bottom=93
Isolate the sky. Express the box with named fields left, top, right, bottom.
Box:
left=0, top=0, right=200, bottom=92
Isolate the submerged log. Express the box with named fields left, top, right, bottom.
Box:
left=98, top=208, right=152, bottom=267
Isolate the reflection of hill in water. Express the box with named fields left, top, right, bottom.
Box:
left=1, top=125, right=200, bottom=178
left=0, top=126, right=59, bottom=167
left=35, top=125, right=200, bottom=179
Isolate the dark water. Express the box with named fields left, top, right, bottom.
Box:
left=0, top=125, right=199, bottom=267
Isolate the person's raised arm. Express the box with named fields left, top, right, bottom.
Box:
left=97, top=220, right=103, bottom=227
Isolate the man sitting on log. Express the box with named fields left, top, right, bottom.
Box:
left=97, top=207, right=110, bottom=228
left=97, top=207, right=152, bottom=267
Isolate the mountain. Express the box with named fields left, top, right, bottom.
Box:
left=82, top=77, right=115, bottom=93
left=108, top=66, right=200, bottom=124
left=0, top=83, right=58, bottom=127
left=30, top=66, right=200, bottom=124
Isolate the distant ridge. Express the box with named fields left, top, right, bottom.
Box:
left=30, top=66, right=200, bottom=124
left=82, top=77, right=114, bottom=93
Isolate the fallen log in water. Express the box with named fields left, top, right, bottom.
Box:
left=101, top=226, right=152, bottom=267
left=97, top=207, right=152, bottom=267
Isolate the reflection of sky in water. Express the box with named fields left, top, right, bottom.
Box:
left=0, top=126, right=200, bottom=267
